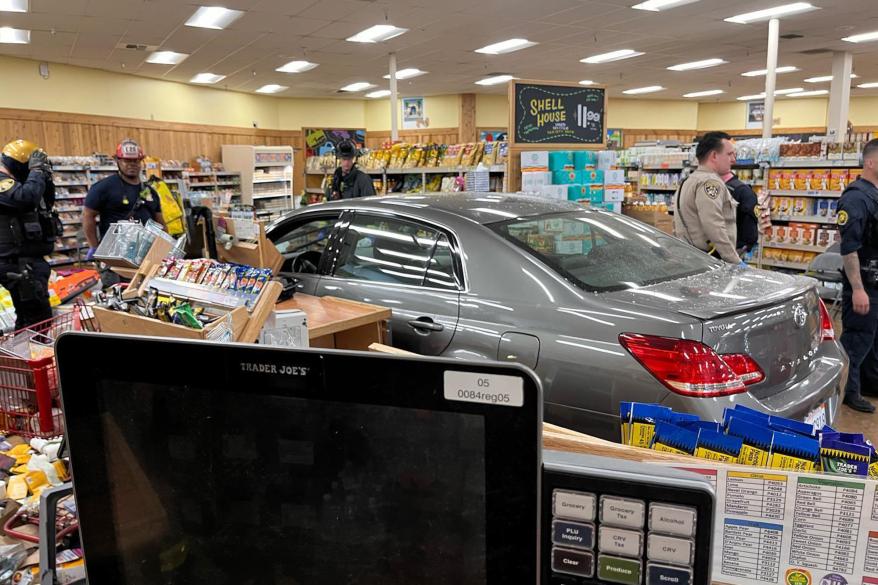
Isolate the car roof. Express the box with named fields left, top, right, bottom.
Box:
left=297, top=192, right=586, bottom=225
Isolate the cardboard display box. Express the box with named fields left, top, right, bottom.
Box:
left=624, top=207, right=674, bottom=235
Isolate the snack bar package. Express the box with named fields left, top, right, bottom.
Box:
left=726, top=417, right=773, bottom=467
left=694, top=430, right=743, bottom=463
left=768, top=431, right=819, bottom=472
left=820, top=437, right=871, bottom=476
left=651, top=422, right=698, bottom=456
left=628, top=403, right=672, bottom=448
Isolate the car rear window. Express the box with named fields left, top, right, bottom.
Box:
left=489, top=211, right=721, bottom=292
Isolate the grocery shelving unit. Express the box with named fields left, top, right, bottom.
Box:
left=183, top=171, right=242, bottom=212
left=316, top=165, right=507, bottom=196
left=222, top=145, right=295, bottom=221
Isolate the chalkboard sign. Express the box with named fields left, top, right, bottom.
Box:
left=510, top=81, right=607, bottom=147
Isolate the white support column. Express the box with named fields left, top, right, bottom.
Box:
left=827, top=51, right=853, bottom=143
left=762, top=18, right=780, bottom=140
left=389, top=53, right=399, bottom=142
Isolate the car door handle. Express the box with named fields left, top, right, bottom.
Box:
left=408, top=318, right=444, bottom=332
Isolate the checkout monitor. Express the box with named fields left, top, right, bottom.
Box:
left=56, top=334, right=542, bottom=585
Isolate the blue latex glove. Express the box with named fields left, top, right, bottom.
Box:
left=738, top=261, right=748, bottom=269
left=85, top=247, right=96, bottom=261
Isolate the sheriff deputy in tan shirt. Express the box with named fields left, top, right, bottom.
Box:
left=674, top=131, right=743, bottom=265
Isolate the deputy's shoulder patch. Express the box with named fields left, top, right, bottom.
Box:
left=0, top=178, right=14, bottom=193
left=705, top=182, right=720, bottom=200
left=838, top=210, right=849, bottom=226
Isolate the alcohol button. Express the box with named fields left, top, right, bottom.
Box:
left=553, top=519, right=595, bottom=550
left=647, top=534, right=694, bottom=566
left=552, top=546, right=595, bottom=578
left=649, top=504, right=697, bottom=538
left=646, top=562, right=693, bottom=585
left=600, top=496, right=646, bottom=529
left=598, top=526, right=643, bottom=558
left=554, top=489, right=596, bottom=522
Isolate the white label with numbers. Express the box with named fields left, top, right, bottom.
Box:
left=444, top=371, right=524, bottom=407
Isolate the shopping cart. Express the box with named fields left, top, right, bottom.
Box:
left=0, top=311, right=81, bottom=438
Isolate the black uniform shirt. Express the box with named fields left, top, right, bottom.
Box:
left=84, top=174, right=161, bottom=238
left=725, top=174, right=759, bottom=250
left=0, top=169, right=48, bottom=213
left=838, top=177, right=878, bottom=263
left=332, top=166, right=376, bottom=199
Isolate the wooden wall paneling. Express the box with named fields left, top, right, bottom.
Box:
left=459, top=94, right=477, bottom=143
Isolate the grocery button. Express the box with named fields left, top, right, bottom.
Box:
left=600, top=496, right=646, bottom=529
left=598, top=554, right=642, bottom=585
left=649, top=504, right=697, bottom=538
left=554, top=489, right=596, bottom=522
left=646, top=562, right=693, bottom=585
left=552, top=546, right=595, bottom=578
left=647, top=533, right=694, bottom=566
left=552, top=519, right=595, bottom=549
left=598, top=526, right=643, bottom=558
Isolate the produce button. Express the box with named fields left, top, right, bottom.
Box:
left=553, top=489, right=596, bottom=522
left=598, top=554, right=642, bottom=585
left=647, top=534, right=694, bottom=566
left=646, top=562, right=693, bottom=585
left=552, top=519, right=595, bottom=549
left=552, top=546, right=594, bottom=578
left=649, top=504, right=697, bottom=538
left=598, top=526, right=643, bottom=558
left=600, top=496, right=645, bottom=529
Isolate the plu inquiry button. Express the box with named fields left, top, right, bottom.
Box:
left=598, top=554, right=642, bottom=585
left=552, top=520, right=595, bottom=549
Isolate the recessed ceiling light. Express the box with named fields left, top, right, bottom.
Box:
left=632, top=0, right=700, bottom=11
left=683, top=89, right=724, bottom=98
left=256, top=84, right=288, bottom=94
left=475, top=38, right=537, bottom=54
left=741, top=65, right=798, bottom=77
left=667, top=58, right=727, bottom=71
left=581, top=49, right=644, bottom=64
left=725, top=2, right=818, bottom=24
left=623, top=85, right=665, bottom=95
left=0, top=0, right=27, bottom=13
left=475, top=74, right=515, bottom=86
left=774, top=87, right=805, bottom=95
left=276, top=60, right=318, bottom=74
left=805, top=74, right=858, bottom=83
left=383, top=68, right=427, bottom=80
left=0, top=26, right=28, bottom=43
left=738, top=93, right=766, bottom=101
left=190, top=73, right=225, bottom=84
left=185, top=6, right=243, bottom=29
left=787, top=89, right=829, bottom=97
left=858, top=82, right=878, bottom=89
left=579, top=80, right=597, bottom=86
left=146, top=51, right=188, bottom=65
left=842, top=30, right=878, bottom=43
left=340, top=82, right=375, bottom=92
left=366, top=89, right=392, bottom=98
left=346, top=24, right=408, bottom=43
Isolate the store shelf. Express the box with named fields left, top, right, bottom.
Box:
left=48, top=258, right=78, bottom=267
left=189, top=182, right=218, bottom=188
left=773, top=160, right=862, bottom=168
left=642, top=165, right=685, bottom=171
left=61, top=221, right=81, bottom=226
left=253, top=178, right=291, bottom=184
left=54, top=182, right=89, bottom=187
left=305, top=187, right=324, bottom=194
left=769, top=189, right=842, bottom=198
left=150, top=277, right=253, bottom=309
left=640, top=185, right=678, bottom=192
left=749, top=259, right=810, bottom=271
left=763, top=242, right=828, bottom=253
left=306, top=170, right=332, bottom=176
left=53, top=166, right=89, bottom=171
left=56, top=196, right=85, bottom=201
left=771, top=214, right=837, bottom=224
left=253, top=193, right=290, bottom=199
left=255, top=162, right=292, bottom=168
left=216, top=181, right=240, bottom=186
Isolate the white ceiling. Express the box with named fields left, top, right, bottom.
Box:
left=1, top=0, right=878, bottom=101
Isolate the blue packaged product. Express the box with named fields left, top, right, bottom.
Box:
left=628, top=403, right=673, bottom=448
left=695, top=430, right=744, bottom=462
left=727, top=417, right=775, bottom=467
left=820, top=438, right=871, bottom=476
left=679, top=421, right=723, bottom=434
left=553, top=170, right=583, bottom=185
left=549, top=151, right=575, bottom=171
left=768, top=416, right=817, bottom=437
left=722, top=407, right=766, bottom=429
left=669, top=412, right=700, bottom=425
left=567, top=184, right=586, bottom=201
left=575, top=151, right=597, bottom=170
left=769, top=431, right=819, bottom=472
left=652, top=422, right=698, bottom=456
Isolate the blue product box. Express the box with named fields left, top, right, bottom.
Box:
left=549, top=151, right=575, bottom=172
left=575, top=151, right=597, bottom=170
left=567, top=184, right=586, bottom=201
left=554, top=170, right=583, bottom=185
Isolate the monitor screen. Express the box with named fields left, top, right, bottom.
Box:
left=57, top=334, right=541, bottom=584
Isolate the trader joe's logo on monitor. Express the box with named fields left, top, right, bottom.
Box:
left=513, top=82, right=606, bottom=146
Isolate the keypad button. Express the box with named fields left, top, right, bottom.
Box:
left=649, top=504, right=697, bottom=538
left=553, top=519, right=595, bottom=549
left=646, top=533, right=694, bottom=566
left=646, top=562, right=693, bottom=585
left=598, top=554, right=642, bottom=585
left=599, top=526, right=643, bottom=558
left=552, top=546, right=595, bottom=578
left=554, top=489, right=596, bottom=522
left=600, top=496, right=646, bottom=529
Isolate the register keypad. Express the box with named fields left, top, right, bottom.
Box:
left=548, top=490, right=698, bottom=585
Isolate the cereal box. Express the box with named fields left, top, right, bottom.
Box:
left=776, top=197, right=792, bottom=216
left=829, top=229, right=841, bottom=246
left=810, top=170, right=829, bottom=191
left=817, top=198, right=830, bottom=217
left=779, top=170, right=794, bottom=190
left=829, top=200, right=838, bottom=219
left=816, top=229, right=831, bottom=248
left=829, top=169, right=849, bottom=192
left=769, top=170, right=783, bottom=190
left=792, top=197, right=808, bottom=216
left=794, top=171, right=810, bottom=191
left=775, top=226, right=789, bottom=244
left=788, top=224, right=805, bottom=245
left=800, top=224, right=816, bottom=246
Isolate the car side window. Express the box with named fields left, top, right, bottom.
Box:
left=334, top=215, right=461, bottom=289
left=272, top=215, right=340, bottom=273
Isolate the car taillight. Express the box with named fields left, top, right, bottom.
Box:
left=619, top=333, right=748, bottom=397
left=720, top=354, right=765, bottom=386
left=818, top=298, right=835, bottom=341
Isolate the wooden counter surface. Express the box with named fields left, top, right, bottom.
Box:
left=277, top=294, right=391, bottom=349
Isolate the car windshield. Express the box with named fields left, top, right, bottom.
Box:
left=489, top=210, right=722, bottom=292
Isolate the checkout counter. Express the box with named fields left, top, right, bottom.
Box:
left=55, top=334, right=715, bottom=584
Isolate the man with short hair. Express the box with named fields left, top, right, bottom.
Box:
left=837, top=138, right=878, bottom=413
left=674, top=131, right=741, bottom=264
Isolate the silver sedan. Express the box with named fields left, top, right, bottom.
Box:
left=266, top=193, right=847, bottom=440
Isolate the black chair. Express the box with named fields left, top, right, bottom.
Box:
left=806, top=242, right=843, bottom=319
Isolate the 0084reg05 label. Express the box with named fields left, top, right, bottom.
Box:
left=444, top=371, right=524, bottom=407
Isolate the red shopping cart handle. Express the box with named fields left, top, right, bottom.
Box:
left=3, top=505, right=78, bottom=544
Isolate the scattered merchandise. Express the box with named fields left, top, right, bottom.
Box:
left=93, top=220, right=175, bottom=268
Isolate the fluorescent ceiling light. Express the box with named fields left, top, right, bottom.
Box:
left=0, top=26, right=28, bottom=43
left=805, top=74, right=858, bottom=83
left=683, top=89, right=724, bottom=98
left=0, top=0, right=27, bottom=13
left=843, top=30, right=878, bottom=43
left=475, top=74, right=515, bottom=86
left=383, top=68, right=427, bottom=80
left=623, top=85, right=665, bottom=95
left=667, top=58, right=726, bottom=71
left=275, top=60, right=318, bottom=73
left=725, top=2, right=818, bottom=24
left=581, top=49, right=644, bottom=64
left=858, top=82, right=878, bottom=89
left=340, top=82, right=375, bottom=92
left=741, top=65, right=798, bottom=77
left=190, top=73, right=225, bottom=84
left=738, top=94, right=766, bottom=101
left=256, top=84, right=288, bottom=94
left=774, top=87, right=804, bottom=95
left=579, top=80, right=596, bottom=86
left=475, top=38, right=537, bottom=54
left=736, top=88, right=802, bottom=100
left=346, top=24, right=407, bottom=43
left=788, top=89, right=829, bottom=97
left=366, top=89, right=392, bottom=98
left=632, top=0, right=700, bottom=11
left=185, top=6, right=243, bottom=29
left=146, top=51, right=188, bottom=65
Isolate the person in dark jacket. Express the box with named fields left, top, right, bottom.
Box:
left=723, top=170, right=760, bottom=254
left=330, top=140, right=375, bottom=199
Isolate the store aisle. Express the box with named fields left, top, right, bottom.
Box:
left=835, top=396, right=878, bottom=445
